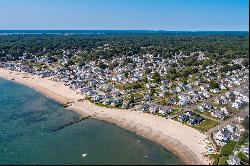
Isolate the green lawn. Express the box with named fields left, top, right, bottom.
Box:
left=169, top=108, right=182, bottom=115
left=221, top=141, right=237, bottom=156
left=238, top=152, right=249, bottom=164
left=210, top=137, right=249, bottom=165
left=218, top=156, right=229, bottom=165
left=210, top=154, right=229, bottom=165
left=193, top=109, right=221, bottom=121
left=210, top=154, right=220, bottom=165
left=192, top=118, right=219, bottom=132
left=96, top=103, right=115, bottom=108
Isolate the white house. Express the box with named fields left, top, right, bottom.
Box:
left=227, top=155, right=241, bottom=165
left=232, top=100, right=244, bottom=109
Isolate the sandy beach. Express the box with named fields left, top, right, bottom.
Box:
left=0, top=68, right=211, bottom=165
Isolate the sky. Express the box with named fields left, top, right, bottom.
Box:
left=0, top=0, right=249, bottom=31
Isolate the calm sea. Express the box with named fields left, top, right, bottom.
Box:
left=0, top=78, right=183, bottom=165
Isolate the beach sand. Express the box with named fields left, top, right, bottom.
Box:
left=0, top=68, right=211, bottom=165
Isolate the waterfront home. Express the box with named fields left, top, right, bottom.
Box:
left=102, top=98, right=111, bottom=106
left=214, top=124, right=242, bottom=146
left=149, top=105, right=159, bottom=114
left=214, top=129, right=231, bottom=146
left=178, top=113, right=189, bottom=122
left=135, top=103, right=150, bottom=112
left=70, top=82, right=82, bottom=90
left=93, top=95, right=103, bottom=103
left=187, top=116, right=204, bottom=125
left=86, top=90, right=97, bottom=97
left=80, top=87, right=91, bottom=94
left=158, top=106, right=172, bottom=115
left=227, top=155, right=241, bottom=165
left=122, top=100, right=130, bottom=109
left=0, top=62, right=4, bottom=68
left=110, top=98, right=122, bottom=107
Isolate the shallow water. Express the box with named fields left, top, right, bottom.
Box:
left=0, top=78, right=183, bottom=165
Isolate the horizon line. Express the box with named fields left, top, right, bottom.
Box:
left=0, top=29, right=249, bottom=32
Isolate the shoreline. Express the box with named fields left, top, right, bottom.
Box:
left=0, top=68, right=211, bottom=165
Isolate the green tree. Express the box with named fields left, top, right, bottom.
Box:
left=152, top=72, right=161, bottom=83
left=209, top=80, right=219, bottom=89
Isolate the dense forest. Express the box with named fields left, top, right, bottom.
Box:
left=0, top=31, right=248, bottom=63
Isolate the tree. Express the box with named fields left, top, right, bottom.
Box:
left=64, top=59, right=74, bottom=67
left=149, top=88, right=156, bottom=95
left=242, top=116, right=249, bottom=130
left=128, top=94, right=135, bottom=103
left=242, top=58, right=249, bottom=67
left=109, top=61, right=119, bottom=69
left=98, top=61, right=108, bottom=69
left=78, top=60, right=85, bottom=67
left=209, top=80, right=219, bottom=89
left=152, top=72, right=161, bottom=83
left=144, top=67, right=152, bottom=74
left=220, top=64, right=242, bottom=73
left=124, top=71, right=129, bottom=78
left=124, top=58, right=133, bottom=64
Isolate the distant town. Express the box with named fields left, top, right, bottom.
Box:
left=0, top=32, right=249, bottom=165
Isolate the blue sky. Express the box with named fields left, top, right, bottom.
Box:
left=0, top=0, right=248, bottom=30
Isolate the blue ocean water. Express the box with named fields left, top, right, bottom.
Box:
left=0, top=78, right=183, bottom=165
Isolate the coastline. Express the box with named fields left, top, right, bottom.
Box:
left=0, top=68, right=211, bottom=165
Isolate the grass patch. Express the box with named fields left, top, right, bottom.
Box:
left=133, top=92, right=143, bottom=99
left=115, top=83, right=125, bottom=90
left=238, top=152, right=249, bottom=164
left=218, top=156, right=229, bottom=165
left=210, top=154, right=230, bottom=165
left=238, top=131, right=249, bottom=145
left=210, top=154, right=220, bottom=165
left=193, top=109, right=221, bottom=121
left=96, top=103, right=115, bottom=108
left=192, top=118, right=219, bottom=132
left=169, top=109, right=182, bottom=116
left=221, top=141, right=237, bottom=156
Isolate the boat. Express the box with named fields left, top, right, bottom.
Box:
left=82, top=153, right=88, bottom=158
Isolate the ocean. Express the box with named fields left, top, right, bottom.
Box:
left=0, top=78, right=183, bottom=165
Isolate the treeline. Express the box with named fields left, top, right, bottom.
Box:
left=0, top=32, right=248, bottom=62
